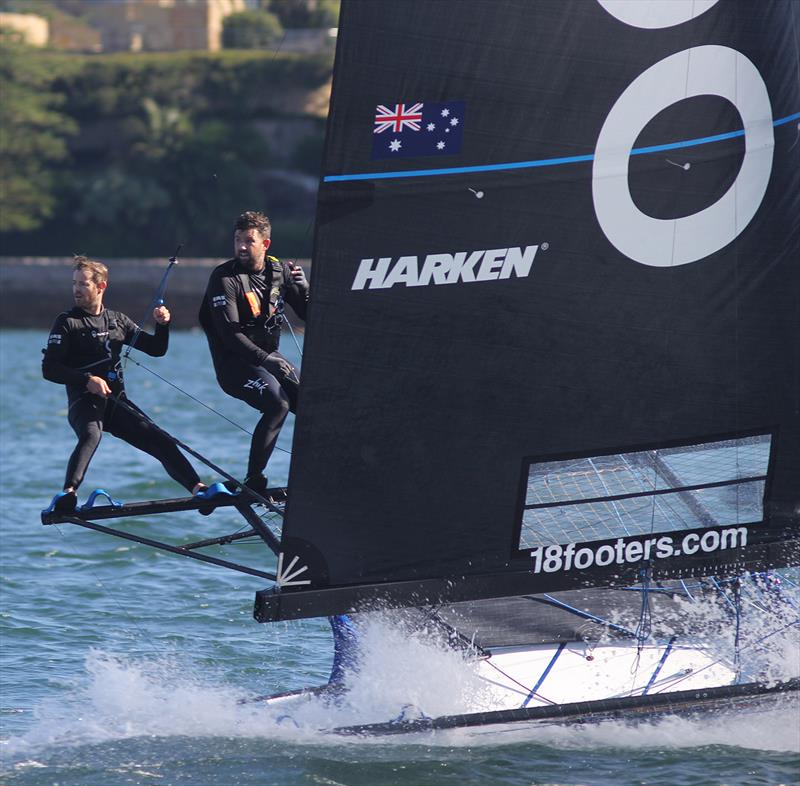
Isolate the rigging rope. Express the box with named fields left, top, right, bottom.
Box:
left=634, top=566, right=653, bottom=650
left=632, top=450, right=661, bottom=670
left=275, top=277, right=305, bottom=361
left=124, top=353, right=291, bottom=456
left=733, top=577, right=743, bottom=682
left=657, top=616, right=800, bottom=694
left=108, top=394, right=284, bottom=518
left=283, top=313, right=305, bottom=360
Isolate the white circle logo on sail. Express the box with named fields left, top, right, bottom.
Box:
left=592, top=45, right=774, bottom=267
left=596, top=0, right=720, bottom=29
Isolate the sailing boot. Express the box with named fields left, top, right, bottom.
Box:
left=244, top=473, right=268, bottom=495
left=223, top=473, right=268, bottom=496
left=42, top=490, right=78, bottom=516
left=195, top=482, right=235, bottom=516
left=233, top=473, right=269, bottom=504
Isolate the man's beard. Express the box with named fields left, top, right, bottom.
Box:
left=238, top=253, right=264, bottom=272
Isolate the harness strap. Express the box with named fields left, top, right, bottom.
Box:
left=238, top=256, right=285, bottom=320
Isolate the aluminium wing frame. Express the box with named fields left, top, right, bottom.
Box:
left=42, top=489, right=287, bottom=583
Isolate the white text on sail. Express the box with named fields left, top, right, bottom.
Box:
left=351, top=245, right=539, bottom=290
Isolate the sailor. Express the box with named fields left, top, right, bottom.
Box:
left=42, top=255, right=209, bottom=512
left=199, top=211, right=308, bottom=493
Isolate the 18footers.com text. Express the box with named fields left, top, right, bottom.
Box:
left=530, top=527, right=748, bottom=574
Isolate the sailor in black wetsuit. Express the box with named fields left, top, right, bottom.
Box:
left=43, top=256, right=206, bottom=512
left=199, top=211, right=309, bottom=492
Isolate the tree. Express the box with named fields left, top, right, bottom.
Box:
left=62, top=96, right=273, bottom=256
left=0, top=29, right=76, bottom=232
left=222, top=10, right=283, bottom=50
left=261, top=0, right=340, bottom=28
left=0, top=48, right=329, bottom=257
left=291, top=129, right=325, bottom=175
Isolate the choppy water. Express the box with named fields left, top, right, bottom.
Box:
left=1, top=329, right=799, bottom=786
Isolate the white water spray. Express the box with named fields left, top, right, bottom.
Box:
left=3, top=580, right=798, bottom=758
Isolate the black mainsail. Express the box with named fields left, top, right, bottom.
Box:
left=255, top=0, right=799, bottom=622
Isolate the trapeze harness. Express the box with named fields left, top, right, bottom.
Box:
left=200, top=257, right=302, bottom=481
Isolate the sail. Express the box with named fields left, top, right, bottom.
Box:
left=258, top=0, right=800, bottom=622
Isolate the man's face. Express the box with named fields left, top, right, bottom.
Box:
left=73, top=269, right=105, bottom=310
left=234, top=227, right=270, bottom=272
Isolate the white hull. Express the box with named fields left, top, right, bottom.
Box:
left=476, top=640, right=736, bottom=712
left=259, top=638, right=741, bottom=727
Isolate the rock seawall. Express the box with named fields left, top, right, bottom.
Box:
left=0, top=257, right=310, bottom=330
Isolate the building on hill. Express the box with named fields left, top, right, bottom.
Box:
left=53, top=0, right=249, bottom=52
left=0, top=11, right=49, bottom=46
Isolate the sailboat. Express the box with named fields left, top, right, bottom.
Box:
left=44, top=0, right=799, bottom=735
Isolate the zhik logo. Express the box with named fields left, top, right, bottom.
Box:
left=244, top=378, right=269, bottom=394
left=351, top=245, right=540, bottom=290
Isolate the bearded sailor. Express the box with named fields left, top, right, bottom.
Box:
left=42, top=255, right=214, bottom=513
left=199, top=211, right=309, bottom=493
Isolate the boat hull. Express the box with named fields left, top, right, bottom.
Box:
left=331, top=676, right=800, bottom=737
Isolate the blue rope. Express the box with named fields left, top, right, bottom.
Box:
left=530, top=594, right=638, bottom=638
left=750, top=617, right=800, bottom=647
left=709, top=576, right=739, bottom=612
left=733, top=578, right=743, bottom=682
left=521, top=642, right=566, bottom=708
left=643, top=636, right=676, bottom=695
left=635, top=566, right=653, bottom=652
left=618, top=586, right=675, bottom=596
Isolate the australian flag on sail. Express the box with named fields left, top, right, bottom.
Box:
left=372, top=101, right=465, bottom=160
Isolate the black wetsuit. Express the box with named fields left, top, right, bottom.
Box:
left=199, top=256, right=309, bottom=479
left=42, top=307, right=201, bottom=493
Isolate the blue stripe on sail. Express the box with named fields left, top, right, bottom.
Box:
left=629, top=129, right=745, bottom=155
left=774, top=111, right=800, bottom=126
left=325, top=154, right=594, bottom=182
left=324, top=111, right=800, bottom=183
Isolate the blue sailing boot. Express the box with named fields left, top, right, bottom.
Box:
left=79, top=489, right=124, bottom=511
left=195, top=482, right=235, bottom=516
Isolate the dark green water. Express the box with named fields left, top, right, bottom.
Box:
left=1, top=329, right=798, bottom=786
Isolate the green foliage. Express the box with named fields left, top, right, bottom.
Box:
left=264, top=0, right=340, bottom=29
left=59, top=99, right=274, bottom=255
left=47, top=49, right=332, bottom=119
left=222, top=9, right=283, bottom=50
left=0, top=0, right=57, bottom=16
left=291, top=129, right=325, bottom=176
left=0, top=29, right=77, bottom=232
left=0, top=48, right=331, bottom=257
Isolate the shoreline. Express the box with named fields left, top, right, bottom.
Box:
left=0, top=257, right=311, bottom=330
